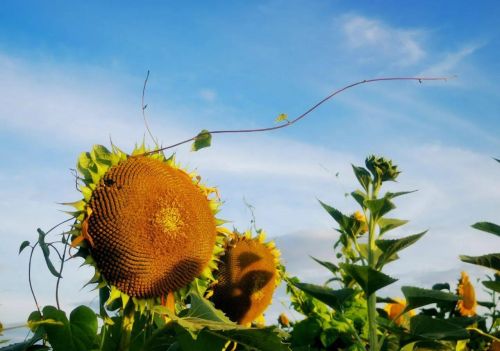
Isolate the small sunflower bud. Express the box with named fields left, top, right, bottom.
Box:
left=365, top=155, right=400, bottom=183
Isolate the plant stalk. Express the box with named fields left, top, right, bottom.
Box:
left=367, top=184, right=379, bottom=351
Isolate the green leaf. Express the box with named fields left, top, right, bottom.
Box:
left=191, top=129, right=212, bottom=151
left=365, top=197, right=395, bottom=220
left=42, top=305, right=98, bottom=351
left=375, top=232, right=427, bottom=269
left=275, top=113, right=288, bottom=123
left=402, top=286, right=458, bottom=311
left=290, top=318, right=322, bottom=347
left=378, top=218, right=409, bottom=235
left=351, top=190, right=367, bottom=209
left=483, top=280, right=500, bottom=293
left=37, top=229, right=61, bottom=278
left=319, top=201, right=351, bottom=231
left=341, top=264, right=397, bottom=296
left=310, top=256, right=338, bottom=274
left=409, top=315, right=469, bottom=341
left=384, top=190, right=418, bottom=200
left=186, top=291, right=232, bottom=323
left=351, top=165, right=371, bottom=192
left=18, top=240, right=30, bottom=254
left=0, top=336, right=47, bottom=351
left=471, top=222, right=500, bottom=237
left=431, top=283, right=450, bottom=291
left=292, top=282, right=355, bottom=311
left=459, top=253, right=500, bottom=270
left=412, top=341, right=449, bottom=350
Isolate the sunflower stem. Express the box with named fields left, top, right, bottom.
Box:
left=367, top=182, right=379, bottom=351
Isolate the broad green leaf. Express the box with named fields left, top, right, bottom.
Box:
left=186, top=291, right=232, bottom=323
left=290, top=318, right=322, bottom=347
left=37, top=229, right=61, bottom=278
left=191, top=129, right=212, bottom=151
left=351, top=165, right=371, bottom=192
left=478, top=300, right=496, bottom=309
left=409, top=315, right=469, bottom=341
left=378, top=218, right=409, bottom=235
left=203, top=327, right=290, bottom=351
left=375, top=232, right=427, bottom=269
left=310, top=256, right=338, bottom=274
left=471, top=222, right=500, bottom=237
left=42, top=305, right=98, bottom=351
left=459, top=253, right=500, bottom=270
left=275, top=113, right=288, bottom=123
left=292, top=282, right=355, bottom=311
left=18, top=240, right=30, bottom=254
left=402, top=286, right=458, bottom=311
left=341, top=264, right=397, bottom=296
left=365, top=197, right=395, bottom=220
left=380, top=334, right=400, bottom=351
left=319, top=201, right=351, bottom=231
left=483, top=280, right=500, bottom=293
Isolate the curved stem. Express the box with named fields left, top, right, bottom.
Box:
left=28, top=245, right=41, bottom=314
left=142, top=76, right=451, bottom=155
left=55, top=232, right=69, bottom=309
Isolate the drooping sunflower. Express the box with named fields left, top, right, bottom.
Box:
left=384, top=298, right=414, bottom=327
left=457, top=271, right=477, bottom=317
left=209, top=229, right=282, bottom=325
left=67, top=144, right=227, bottom=311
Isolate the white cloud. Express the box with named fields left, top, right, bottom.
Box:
left=199, top=88, right=217, bottom=103
left=419, top=43, right=483, bottom=76
left=340, top=15, right=426, bottom=66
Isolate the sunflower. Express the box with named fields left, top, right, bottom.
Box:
left=384, top=298, right=414, bottom=327
left=457, top=271, right=477, bottom=317
left=209, top=229, right=282, bottom=325
left=67, top=144, right=227, bottom=311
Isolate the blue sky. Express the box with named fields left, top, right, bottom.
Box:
left=1, top=0, right=499, bottom=329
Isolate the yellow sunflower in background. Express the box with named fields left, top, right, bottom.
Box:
left=68, top=144, right=227, bottom=312
left=384, top=298, right=415, bottom=327
left=209, top=229, right=282, bottom=326
left=457, top=271, right=477, bottom=317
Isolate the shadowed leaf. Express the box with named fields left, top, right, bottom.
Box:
left=471, top=222, right=500, bottom=237
left=192, top=130, right=212, bottom=151
left=460, top=253, right=500, bottom=270
left=341, top=264, right=397, bottom=296
left=402, top=286, right=457, bottom=312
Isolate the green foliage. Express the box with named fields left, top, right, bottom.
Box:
left=471, top=221, right=500, bottom=237
left=459, top=253, right=500, bottom=270
left=402, top=286, right=458, bottom=311
left=375, top=232, right=426, bottom=269
left=191, top=129, right=212, bottom=151
left=341, top=264, right=397, bottom=296
left=291, top=282, right=355, bottom=311
left=37, top=229, right=61, bottom=278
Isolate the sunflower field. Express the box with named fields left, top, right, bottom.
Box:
left=0, top=84, right=499, bottom=350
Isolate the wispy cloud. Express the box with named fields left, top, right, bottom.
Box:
left=339, top=15, right=426, bottom=66
left=419, top=43, right=483, bottom=76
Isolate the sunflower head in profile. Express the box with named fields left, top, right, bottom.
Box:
left=384, top=298, right=414, bottom=328
left=457, top=271, right=477, bottom=317
left=209, top=229, right=282, bottom=326
left=68, top=144, right=226, bottom=312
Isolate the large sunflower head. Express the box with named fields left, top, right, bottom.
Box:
left=68, top=144, right=225, bottom=310
left=209, top=229, right=282, bottom=325
left=457, top=271, right=477, bottom=317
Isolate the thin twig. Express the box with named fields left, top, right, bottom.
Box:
left=28, top=245, right=41, bottom=313
left=142, top=76, right=451, bottom=156
left=142, top=70, right=158, bottom=145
